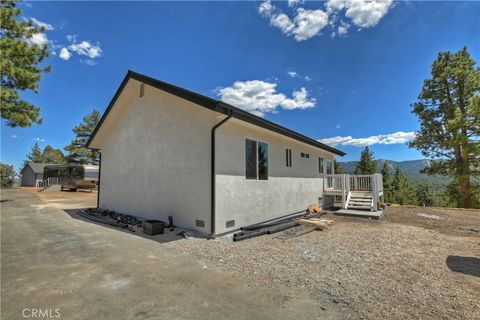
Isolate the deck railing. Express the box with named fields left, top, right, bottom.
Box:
left=324, top=173, right=383, bottom=210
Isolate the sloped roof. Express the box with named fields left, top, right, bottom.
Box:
left=87, top=70, right=346, bottom=156
left=21, top=162, right=58, bottom=174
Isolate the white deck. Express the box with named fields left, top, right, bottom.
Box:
left=323, top=174, right=384, bottom=212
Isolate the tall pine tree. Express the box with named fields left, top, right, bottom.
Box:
left=392, top=167, right=416, bottom=205
left=354, top=146, right=377, bottom=175
left=381, top=162, right=393, bottom=203
left=25, top=142, right=43, bottom=163
left=64, top=109, right=100, bottom=164
left=1, top=0, right=51, bottom=127
left=409, top=47, right=480, bottom=208
left=41, top=145, right=66, bottom=164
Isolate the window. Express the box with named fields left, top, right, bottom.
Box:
left=301, top=152, right=305, bottom=158
left=319, top=157, right=324, bottom=174
left=301, top=152, right=309, bottom=158
left=326, top=159, right=334, bottom=174
left=286, top=148, right=292, bottom=167
left=140, top=83, right=145, bottom=97
left=245, top=139, right=269, bottom=180
left=306, top=153, right=310, bottom=158
left=245, top=139, right=257, bottom=179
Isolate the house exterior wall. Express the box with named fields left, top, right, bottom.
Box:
left=214, top=120, right=335, bottom=235
left=98, top=83, right=218, bottom=234
left=21, top=167, right=38, bottom=187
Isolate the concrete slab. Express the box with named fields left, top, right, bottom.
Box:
left=335, top=209, right=384, bottom=219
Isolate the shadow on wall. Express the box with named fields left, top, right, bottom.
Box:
left=62, top=209, right=200, bottom=244
left=446, top=255, right=480, bottom=277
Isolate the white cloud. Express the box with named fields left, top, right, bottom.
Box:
left=217, top=80, right=316, bottom=117
left=66, top=34, right=78, bottom=42
left=326, top=0, right=394, bottom=28
left=258, top=1, right=328, bottom=42
left=288, top=0, right=303, bottom=7
left=29, top=17, right=54, bottom=30
left=304, top=75, right=312, bottom=81
left=258, top=0, right=393, bottom=40
left=68, top=41, right=103, bottom=59
left=80, top=59, right=97, bottom=66
left=34, top=137, right=46, bottom=142
left=59, top=47, right=71, bottom=60
left=26, top=32, right=48, bottom=46
left=335, top=124, right=341, bottom=129
left=292, top=8, right=329, bottom=41
left=287, top=71, right=298, bottom=77
left=11, top=135, right=19, bottom=139
left=318, top=131, right=416, bottom=147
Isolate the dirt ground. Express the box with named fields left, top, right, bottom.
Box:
left=164, top=207, right=480, bottom=320
left=2, top=188, right=479, bottom=319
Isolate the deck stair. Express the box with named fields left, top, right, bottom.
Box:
left=347, top=192, right=374, bottom=211
left=39, top=184, right=62, bottom=192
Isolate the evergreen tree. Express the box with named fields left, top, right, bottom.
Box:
left=409, top=47, right=480, bottom=208
left=354, top=146, right=376, bottom=175
left=334, top=159, right=343, bottom=174
left=64, top=109, right=100, bottom=164
left=381, top=162, right=393, bottom=203
left=416, top=183, right=435, bottom=207
left=1, top=163, right=16, bottom=187
left=41, top=145, right=66, bottom=164
left=392, top=167, right=416, bottom=205
left=1, top=0, right=51, bottom=127
left=25, top=142, right=43, bottom=163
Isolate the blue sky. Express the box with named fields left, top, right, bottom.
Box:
left=2, top=1, right=479, bottom=170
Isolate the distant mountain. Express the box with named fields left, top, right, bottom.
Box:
left=338, top=159, right=450, bottom=187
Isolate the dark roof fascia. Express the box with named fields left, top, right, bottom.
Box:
left=87, top=70, right=346, bottom=156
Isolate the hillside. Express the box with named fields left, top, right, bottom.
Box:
left=338, top=159, right=450, bottom=187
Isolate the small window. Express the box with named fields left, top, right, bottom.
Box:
left=301, top=152, right=305, bottom=158
left=306, top=153, right=310, bottom=158
left=286, top=148, right=292, bottom=167
left=319, top=157, right=324, bottom=174
left=140, top=83, right=145, bottom=97
left=245, top=139, right=269, bottom=180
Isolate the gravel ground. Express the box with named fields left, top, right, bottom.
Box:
left=164, top=207, right=480, bottom=320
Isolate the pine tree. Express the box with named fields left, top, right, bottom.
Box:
left=392, top=167, right=416, bottom=205
left=1, top=163, right=16, bottom=187
left=1, top=0, right=51, bottom=127
left=409, top=47, right=480, bottom=208
left=25, top=142, right=43, bottom=163
left=354, top=146, right=377, bottom=175
left=381, top=162, right=393, bottom=203
left=64, top=109, right=100, bottom=164
left=41, top=145, right=66, bottom=164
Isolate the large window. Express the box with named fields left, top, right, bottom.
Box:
left=245, top=139, right=269, bottom=180
left=319, top=158, right=334, bottom=174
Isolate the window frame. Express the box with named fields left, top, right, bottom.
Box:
left=245, top=138, right=269, bottom=180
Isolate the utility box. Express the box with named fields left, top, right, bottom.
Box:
left=143, top=220, right=165, bottom=235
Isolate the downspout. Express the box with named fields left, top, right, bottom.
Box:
left=96, top=150, right=102, bottom=209
left=210, top=111, right=233, bottom=237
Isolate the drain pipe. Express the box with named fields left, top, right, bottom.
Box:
left=210, top=111, right=233, bottom=237
left=93, top=149, right=101, bottom=209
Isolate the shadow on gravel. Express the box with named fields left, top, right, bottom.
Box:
left=63, top=209, right=198, bottom=244
left=446, top=255, right=480, bottom=277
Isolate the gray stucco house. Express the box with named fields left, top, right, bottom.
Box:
left=87, top=71, right=349, bottom=236
left=20, top=162, right=56, bottom=187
